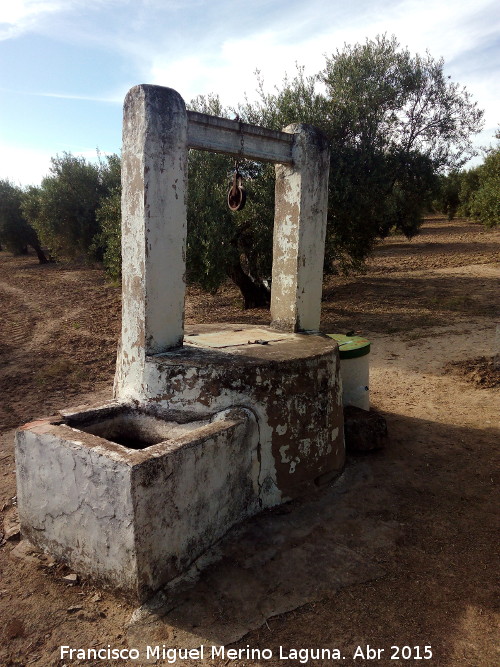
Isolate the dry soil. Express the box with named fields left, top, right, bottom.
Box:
left=0, top=217, right=498, bottom=667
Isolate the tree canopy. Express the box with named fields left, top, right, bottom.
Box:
left=1, top=36, right=487, bottom=306
left=22, top=152, right=120, bottom=262
left=434, top=130, right=499, bottom=227
left=233, top=35, right=484, bottom=280
left=467, top=140, right=500, bottom=228
left=165, top=36, right=485, bottom=305
left=0, top=179, right=48, bottom=263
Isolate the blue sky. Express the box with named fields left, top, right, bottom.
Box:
left=1, top=0, right=499, bottom=186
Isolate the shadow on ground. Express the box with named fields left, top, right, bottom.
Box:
left=127, top=410, right=498, bottom=665
left=322, top=273, right=500, bottom=335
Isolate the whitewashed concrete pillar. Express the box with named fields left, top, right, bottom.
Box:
left=271, top=124, right=330, bottom=333
left=115, top=85, right=188, bottom=398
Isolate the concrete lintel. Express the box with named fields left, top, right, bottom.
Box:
left=271, top=123, right=330, bottom=333
left=187, top=111, right=294, bottom=164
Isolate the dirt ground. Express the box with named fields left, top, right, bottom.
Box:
left=0, top=217, right=498, bottom=666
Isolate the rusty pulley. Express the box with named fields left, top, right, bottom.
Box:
left=227, top=165, right=246, bottom=211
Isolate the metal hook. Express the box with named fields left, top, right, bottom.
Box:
left=227, top=116, right=246, bottom=211
left=227, top=167, right=246, bottom=211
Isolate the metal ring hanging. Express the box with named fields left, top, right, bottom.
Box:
left=227, top=117, right=246, bottom=211
left=227, top=167, right=246, bottom=211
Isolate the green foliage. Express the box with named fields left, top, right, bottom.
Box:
left=186, top=97, right=235, bottom=290
left=0, top=179, right=48, bottom=262
left=95, top=188, right=121, bottom=279
left=468, top=146, right=500, bottom=227
left=185, top=36, right=483, bottom=296
left=237, top=35, right=480, bottom=274
left=99, top=153, right=121, bottom=193
left=320, top=35, right=483, bottom=171
left=0, top=179, right=30, bottom=254
left=186, top=95, right=274, bottom=303
left=435, top=133, right=499, bottom=227
left=22, top=152, right=117, bottom=262
left=458, top=168, right=481, bottom=217
left=435, top=171, right=462, bottom=220
left=93, top=154, right=122, bottom=279
left=187, top=148, right=235, bottom=291
left=5, top=36, right=484, bottom=303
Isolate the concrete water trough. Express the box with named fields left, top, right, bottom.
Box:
left=16, top=403, right=260, bottom=601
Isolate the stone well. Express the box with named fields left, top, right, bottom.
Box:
left=15, top=85, right=344, bottom=602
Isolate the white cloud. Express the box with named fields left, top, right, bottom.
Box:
left=0, top=85, right=125, bottom=103
left=0, top=0, right=497, bottom=181
left=0, top=0, right=131, bottom=41
left=4, top=1, right=498, bottom=97
left=143, top=0, right=498, bottom=170
left=0, top=143, right=53, bottom=186
left=145, top=0, right=500, bottom=109
left=29, top=90, right=123, bottom=103
left=0, top=1, right=67, bottom=39
left=0, top=0, right=61, bottom=24
left=0, top=142, right=115, bottom=187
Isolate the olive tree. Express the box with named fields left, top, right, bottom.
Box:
left=98, top=37, right=485, bottom=307
left=437, top=132, right=500, bottom=226
left=0, top=179, right=49, bottom=263
left=468, top=144, right=500, bottom=227
left=238, top=35, right=483, bottom=277
left=22, top=152, right=118, bottom=262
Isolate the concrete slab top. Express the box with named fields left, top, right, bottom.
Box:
left=184, top=328, right=291, bottom=349
left=149, top=324, right=338, bottom=368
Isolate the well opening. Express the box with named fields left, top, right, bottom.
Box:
left=65, top=407, right=209, bottom=451
left=79, top=413, right=166, bottom=449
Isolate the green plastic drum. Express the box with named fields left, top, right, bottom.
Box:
left=327, top=334, right=370, bottom=359
left=327, top=334, right=370, bottom=410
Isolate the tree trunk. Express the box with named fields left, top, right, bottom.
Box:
left=30, top=242, right=50, bottom=264
left=226, top=259, right=270, bottom=309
